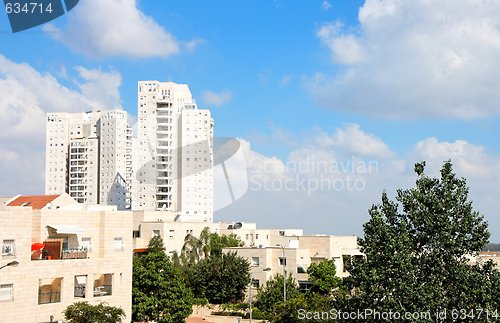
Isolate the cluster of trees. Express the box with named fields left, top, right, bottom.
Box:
left=255, top=161, right=500, bottom=322
left=63, top=302, right=125, bottom=323
left=252, top=258, right=350, bottom=322
left=64, top=161, right=500, bottom=323
left=132, top=228, right=250, bottom=322
left=177, top=227, right=244, bottom=263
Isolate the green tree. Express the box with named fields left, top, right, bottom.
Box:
left=344, top=161, right=500, bottom=321
left=210, top=232, right=245, bottom=256
left=132, top=236, right=193, bottom=323
left=181, top=227, right=244, bottom=263
left=188, top=251, right=250, bottom=304
left=182, top=227, right=212, bottom=263
left=307, top=259, right=342, bottom=296
left=272, top=292, right=335, bottom=323
left=254, top=273, right=337, bottom=323
left=255, top=274, right=301, bottom=317
left=63, top=302, right=124, bottom=323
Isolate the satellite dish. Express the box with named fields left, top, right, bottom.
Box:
left=233, top=222, right=243, bottom=230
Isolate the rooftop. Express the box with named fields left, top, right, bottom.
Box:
left=7, top=195, right=60, bottom=210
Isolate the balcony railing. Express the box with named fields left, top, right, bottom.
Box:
left=33, top=248, right=88, bottom=261
left=61, top=249, right=88, bottom=260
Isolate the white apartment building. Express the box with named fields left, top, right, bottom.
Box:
left=134, top=81, right=214, bottom=221
left=45, top=110, right=132, bottom=210
left=0, top=194, right=133, bottom=322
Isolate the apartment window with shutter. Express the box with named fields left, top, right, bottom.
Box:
left=279, top=257, right=287, bottom=266
left=113, top=238, right=124, bottom=251
left=0, top=284, right=13, bottom=301
left=251, top=257, right=260, bottom=266
left=38, top=278, right=62, bottom=304
left=2, top=240, right=15, bottom=256
left=81, top=237, right=92, bottom=252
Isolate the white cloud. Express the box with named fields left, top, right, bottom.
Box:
left=0, top=55, right=123, bottom=196
left=0, top=147, right=45, bottom=197
left=43, top=0, right=180, bottom=58
left=322, top=1, right=332, bottom=11
left=309, top=0, right=500, bottom=119
left=331, top=124, right=393, bottom=158
left=412, top=137, right=498, bottom=177
left=317, top=22, right=365, bottom=64
left=184, top=38, right=205, bottom=52
left=216, top=125, right=500, bottom=241
left=201, top=90, right=233, bottom=106
left=74, top=66, right=122, bottom=109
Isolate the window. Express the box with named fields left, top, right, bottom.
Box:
left=168, top=230, right=174, bottom=239
left=81, top=237, right=92, bottom=252
left=251, top=279, right=260, bottom=288
left=132, top=230, right=141, bottom=238
left=2, top=240, right=15, bottom=256
left=298, top=281, right=313, bottom=293
left=113, top=237, right=124, bottom=251
left=153, top=230, right=161, bottom=237
left=279, top=257, right=287, bottom=266
left=74, top=275, right=87, bottom=298
left=38, top=278, right=62, bottom=304
left=251, top=257, right=260, bottom=266
left=0, top=284, right=13, bottom=301
left=93, top=274, right=112, bottom=297
left=62, top=237, right=69, bottom=251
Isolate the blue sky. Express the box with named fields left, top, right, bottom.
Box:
left=1, top=0, right=500, bottom=241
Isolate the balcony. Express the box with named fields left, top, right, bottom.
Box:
left=157, top=149, right=170, bottom=156
left=157, top=103, right=172, bottom=109
left=62, top=249, right=88, bottom=259
left=32, top=248, right=88, bottom=261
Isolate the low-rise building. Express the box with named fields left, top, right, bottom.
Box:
left=131, top=215, right=362, bottom=283
left=223, top=234, right=362, bottom=296
left=468, top=251, right=500, bottom=269
left=0, top=194, right=133, bottom=323
left=132, top=211, right=221, bottom=256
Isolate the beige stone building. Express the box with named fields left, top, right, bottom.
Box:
left=132, top=216, right=307, bottom=255
left=468, top=251, right=500, bottom=269
left=131, top=213, right=361, bottom=294
left=223, top=234, right=362, bottom=294
left=0, top=194, right=133, bottom=323
left=132, top=211, right=220, bottom=256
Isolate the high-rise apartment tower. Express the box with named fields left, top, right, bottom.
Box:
left=133, top=81, right=214, bottom=221
left=45, top=110, right=132, bottom=209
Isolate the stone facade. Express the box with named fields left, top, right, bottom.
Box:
left=0, top=203, right=133, bottom=323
